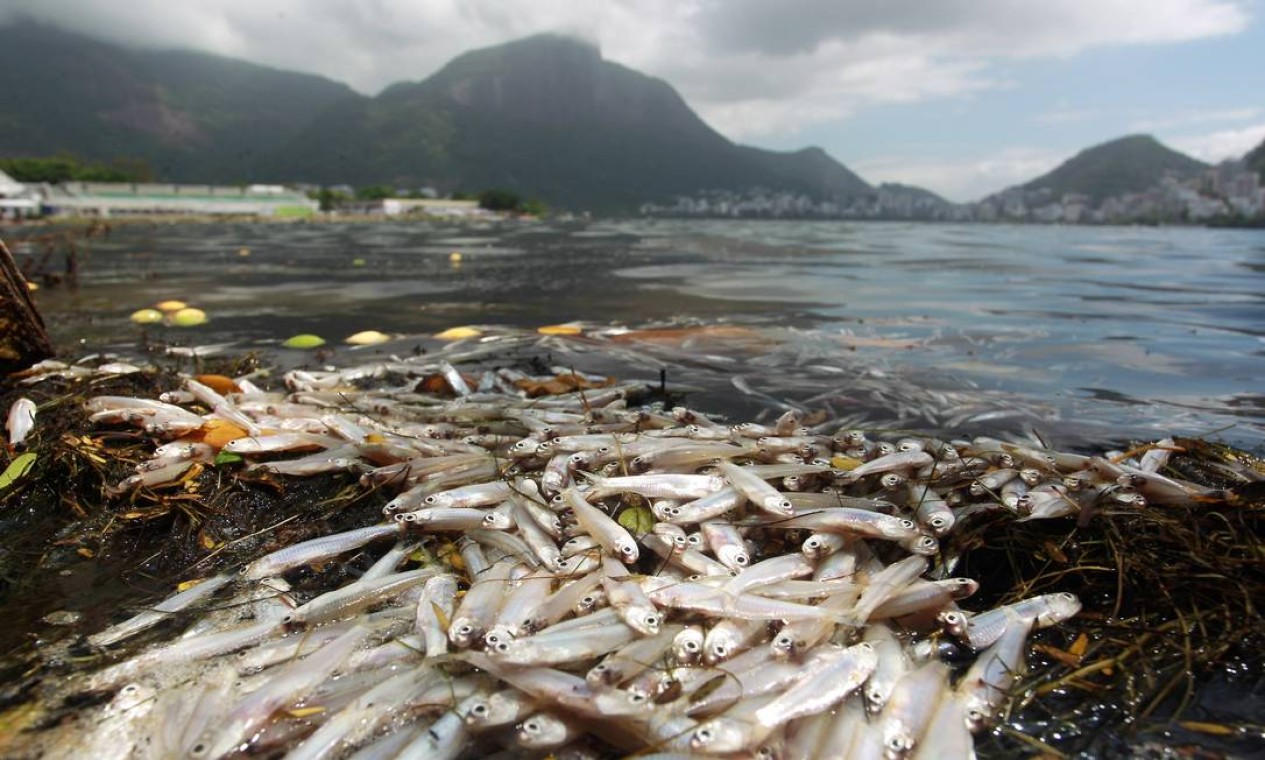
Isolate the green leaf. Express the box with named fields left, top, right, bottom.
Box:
left=0, top=452, right=38, bottom=490
left=617, top=505, right=655, bottom=535
left=213, top=451, right=243, bottom=466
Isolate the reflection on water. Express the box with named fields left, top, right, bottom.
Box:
left=20, top=218, right=1265, bottom=448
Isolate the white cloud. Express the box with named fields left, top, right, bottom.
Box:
left=854, top=148, right=1067, bottom=202
left=1131, top=107, right=1262, bottom=132
left=1035, top=108, right=1099, bottom=125
left=0, top=1, right=1250, bottom=117
left=1167, top=123, right=1265, bottom=162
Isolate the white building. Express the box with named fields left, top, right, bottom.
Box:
left=0, top=169, right=41, bottom=219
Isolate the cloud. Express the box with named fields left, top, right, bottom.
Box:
left=1167, top=123, right=1265, bottom=162
left=0, top=1, right=1250, bottom=123
left=1131, top=107, right=1262, bottom=132
left=854, top=148, right=1067, bottom=202
left=1035, top=108, right=1100, bottom=125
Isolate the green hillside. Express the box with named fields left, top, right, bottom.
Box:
left=1021, top=134, right=1208, bottom=202
left=0, top=21, right=357, bottom=183
left=1, top=25, right=878, bottom=212
left=1246, top=136, right=1265, bottom=181
left=268, top=34, right=873, bottom=210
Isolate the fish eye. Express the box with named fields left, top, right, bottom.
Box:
left=495, top=642, right=510, bottom=653
left=471, top=703, right=488, bottom=715
left=899, top=519, right=915, bottom=529
left=629, top=692, right=646, bottom=703
left=644, top=614, right=659, bottom=627
left=695, top=728, right=713, bottom=743
left=684, top=640, right=700, bottom=651
left=734, top=555, right=749, bottom=566
left=523, top=720, right=540, bottom=733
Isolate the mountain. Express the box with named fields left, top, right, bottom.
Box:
left=1016, top=134, right=1208, bottom=203
left=268, top=34, right=873, bottom=210
left=1246, top=137, right=1265, bottom=182
left=0, top=20, right=357, bottom=182
left=0, top=24, right=907, bottom=212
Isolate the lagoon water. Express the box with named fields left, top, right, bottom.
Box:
left=24, top=219, right=1265, bottom=449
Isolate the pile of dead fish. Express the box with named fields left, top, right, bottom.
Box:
left=14, top=339, right=1219, bottom=759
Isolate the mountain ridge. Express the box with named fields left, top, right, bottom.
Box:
left=0, top=23, right=879, bottom=211
left=0, top=20, right=358, bottom=183
left=1012, top=134, right=1209, bottom=203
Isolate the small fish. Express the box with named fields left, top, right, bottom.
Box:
left=6, top=397, right=36, bottom=448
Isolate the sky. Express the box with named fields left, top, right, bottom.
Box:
left=2, top=0, right=1263, bottom=201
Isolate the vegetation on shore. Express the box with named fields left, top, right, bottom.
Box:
left=0, top=153, right=154, bottom=184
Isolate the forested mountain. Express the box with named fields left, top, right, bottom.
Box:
left=0, top=21, right=357, bottom=183
left=1017, top=134, right=1208, bottom=202
left=265, top=34, right=875, bottom=210
left=1, top=24, right=878, bottom=211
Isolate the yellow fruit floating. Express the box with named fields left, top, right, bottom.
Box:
left=283, top=334, right=326, bottom=349
left=434, top=326, right=482, bottom=340
left=170, top=308, right=208, bottom=327
left=155, top=300, right=187, bottom=312
left=345, top=330, right=391, bottom=346
left=130, top=308, right=164, bottom=325
left=537, top=323, right=583, bottom=336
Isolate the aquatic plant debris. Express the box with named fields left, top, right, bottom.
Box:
left=0, top=329, right=1260, bottom=760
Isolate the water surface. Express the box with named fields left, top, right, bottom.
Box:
left=20, top=218, right=1264, bottom=448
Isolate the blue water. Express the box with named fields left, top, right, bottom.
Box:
left=22, top=219, right=1265, bottom=448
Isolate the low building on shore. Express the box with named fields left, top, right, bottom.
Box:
left=0, top=169, right=41, bottom=220
left=40, top=182, right=318, bottom=218
left=348, top=197, right=487, bottom=218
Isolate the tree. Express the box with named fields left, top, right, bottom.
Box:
left=355, top=185, right=394, bottom=201
left=0, top=153, right=153, bottom=183
left=477, top=189, right=522, bottom=212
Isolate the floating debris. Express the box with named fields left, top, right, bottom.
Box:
left=537, top=323, right=584, bottom=336
left=154, top=300, right=187, bottom=312
left=169, top=307, right=208, bottom=327
left=434, top=325, right=483, bottom=340
left=128, top=308, right=164, bottom=325
left=282, top=333, right=326, bottom=349
left=344, top=330, right=391, bottom=346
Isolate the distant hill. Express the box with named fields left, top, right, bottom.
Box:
left=876, top=182, right=949, bottom=204
left=0, top=21, right=358, bottom=183
left=268, top=34, right=874, bottom=210
left=1246, top=136, right=1265, bottom=182
left=1017, top=134, right=1208, bottom=203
